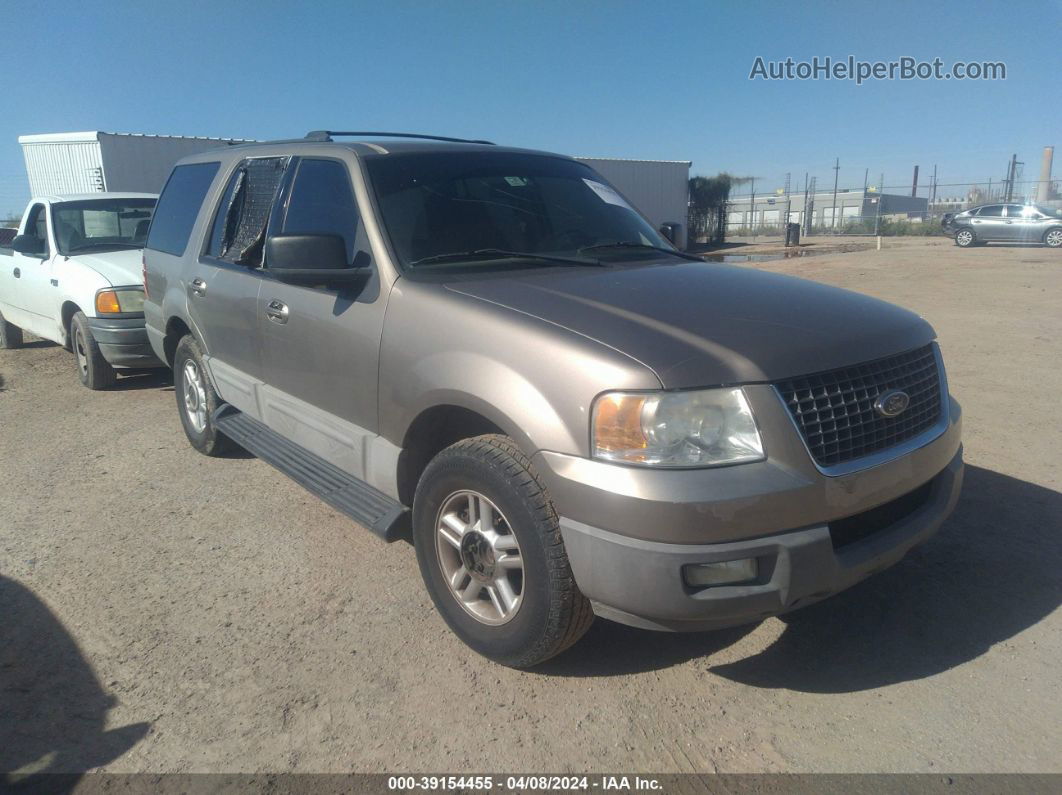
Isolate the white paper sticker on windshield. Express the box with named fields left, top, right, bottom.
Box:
left=582, top=178, right=633, bottom=210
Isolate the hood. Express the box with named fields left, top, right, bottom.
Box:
left=66, top=248, right=143, bottom=287
left=444, top=260, right=935, bottom=388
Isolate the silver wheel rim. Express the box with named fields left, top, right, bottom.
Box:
left=182, top=359, right=208, bottom=433
left=957, top=231, right=972, bottom=245
left=73, top=327, right=88, bottom=378
left=1046, top=230, right=1062, bottom=247
left=435, top=490, right=523, bottom=625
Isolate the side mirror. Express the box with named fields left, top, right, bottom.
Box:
left=658, top=223, right=677, bottom=244
left=12, top=234, right=45, bottom=256
left=264, top=234, right=368, bottom=286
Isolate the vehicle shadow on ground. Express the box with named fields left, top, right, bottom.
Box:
left=0, top=575, right=149, bottom=787
left=540, top=466, right=1061, bottom=689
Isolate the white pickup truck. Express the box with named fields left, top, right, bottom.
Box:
left=0, top=193, right=164, bottom=388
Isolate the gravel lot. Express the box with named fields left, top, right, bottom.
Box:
left=1, top=237, right=1059, bottom=775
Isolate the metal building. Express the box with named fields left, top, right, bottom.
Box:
left=575, top=157, right=692, bottom=248
left=727, top=188, right=929, bottom=231
left=19, top=131, right=253, bottom=196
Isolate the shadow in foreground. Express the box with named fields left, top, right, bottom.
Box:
left=542, top=466, right=1061, bottom=688
left=0, top=576, right=149, bottom=788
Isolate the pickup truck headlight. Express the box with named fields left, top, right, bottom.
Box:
left=592, top=387, right=764, bottom=467
left=95, top=288, right=145, bottom=314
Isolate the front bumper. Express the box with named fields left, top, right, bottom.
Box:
left=533, top=384, right=964, bottom=631
left=87, top=316, right=165, bottom=368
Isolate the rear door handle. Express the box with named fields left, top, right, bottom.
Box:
left=265, top=299, right=289, bottom=324
left=190, top=278, right=207, bottom=296
left=12, top=267, right=20, bottom=278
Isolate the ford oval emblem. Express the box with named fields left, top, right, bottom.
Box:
left=874, top=389, right=910, bottom=418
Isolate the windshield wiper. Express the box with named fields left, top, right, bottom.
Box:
left=409, top=248, right=603, bottom=268
left=578, top=242, right=703, bottom=262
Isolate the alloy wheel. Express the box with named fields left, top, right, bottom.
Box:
left=435, top=490, right=524, bottom=625
left=182, top=359, right=208, bottom=433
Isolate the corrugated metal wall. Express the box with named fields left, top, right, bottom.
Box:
left=576, top=158, right=691, bottom=248
left=98, top=134, right=241, bottom=193
left=21, top=137, right=105, bottom=195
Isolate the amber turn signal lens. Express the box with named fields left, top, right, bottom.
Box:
left=592, top=393, right=648, bottom=457
left=95, top=290, right=121, bottom=314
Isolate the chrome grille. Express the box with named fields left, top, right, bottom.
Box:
left=775, top=345, right=942, bottom=467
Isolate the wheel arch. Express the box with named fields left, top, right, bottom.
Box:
left=163, top=316, right=193, bottom=368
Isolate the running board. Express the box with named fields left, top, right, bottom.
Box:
left=213, top=405, right=409, bottom=542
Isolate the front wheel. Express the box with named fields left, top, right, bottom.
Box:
left=954, top=228, right=976, bottom=247
left=71, top=312, right=116, bottom=389
left=413, top=435, right=594, bottom=668
left=0, top=309, right=23, bottom=349
left=1044, top=228, right=1062, bottom=248
left=173, top=335, right=232, bottom=456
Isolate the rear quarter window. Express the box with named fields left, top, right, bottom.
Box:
left=147, top=162, right=221, bottom=256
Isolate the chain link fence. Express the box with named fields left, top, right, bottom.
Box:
left=706, top=178, right=1060, bottom=246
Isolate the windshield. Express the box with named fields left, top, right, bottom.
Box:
left=365, top=152, right=671, bottom=270
left=52, top=198, right=157, bottom=255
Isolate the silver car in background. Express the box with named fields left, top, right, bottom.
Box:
left=945, top=202, right=1062, bottom=247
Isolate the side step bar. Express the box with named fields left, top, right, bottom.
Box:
left=213, top=405, right=409, bottom=542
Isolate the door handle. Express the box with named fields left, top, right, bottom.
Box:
left=265, top=299, right=289, bottom=324
left=190, top=278, right=207, bottom=296
left=1005, top=221, right=1013, bottom=224
left=12, top=267, right=19, bottom=278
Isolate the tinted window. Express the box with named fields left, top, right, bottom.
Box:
left=147, top=162, right=220, bottom=256
left=277, top=159, right=359, bottom=262
left=977, top=205, right=1005, bottom=217
left=26, top=205, right=49, bottom=253
left=206, top=157, right=287, bottom=266
left=1005, top=205, right=1031, bottom=217
left=366, top=152, right=667, bottom=270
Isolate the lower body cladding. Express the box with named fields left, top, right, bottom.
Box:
left=88, top=316, right=165, bottom=368
left=535, top=393, right=964, bottom=632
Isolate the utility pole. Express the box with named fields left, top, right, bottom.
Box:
left=783, top=172, right=791, bottom=229
left=911, top=165, right=919, bottom=198
left=931, top=164, right=938, bottom=204
left=749, top=177, right=756, bottom=238
left=1005, top=154, right=1018, bottom=202
left=830, top=158, right=840, bottom=231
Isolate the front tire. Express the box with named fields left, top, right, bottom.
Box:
left=173, top=335, right=232, bottom=456
left=954, top=228, right=976, bottom=247
left=0, top=310, right=23, bottom=349
left=71, top=312, right=116, bottom=390
left=1044, top=228, right=1062, bottom=248
left=413, top=434, right=594, bottom=668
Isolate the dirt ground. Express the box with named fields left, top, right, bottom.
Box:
left=1, top=237, right=1059, bottom=775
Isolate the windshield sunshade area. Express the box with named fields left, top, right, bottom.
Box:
left=52, top=198, right=157, bottom=255
left=365, top=152, right=674, bottom=269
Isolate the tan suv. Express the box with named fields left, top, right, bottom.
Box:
left=143, top=131, right=963, bottom=667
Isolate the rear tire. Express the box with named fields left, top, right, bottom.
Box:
left=173, top=334, right=233, bottom=456
left=71, top=312, right=116, bottom=390
left=413, top=434, right=594, bottom=668
left=954, top=228, right=976, bottom=247
left=1044, top=228, right=1062, bottom=248
left=0, top=310, right=23, bottom=349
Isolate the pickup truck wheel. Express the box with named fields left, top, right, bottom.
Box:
left=413, top=434, right=594, bottom=668
left=173, top=335, right=232, bottom=456
left=0, top=310, right=23, bottom=349
left=71, top=312, right=116, bottom=389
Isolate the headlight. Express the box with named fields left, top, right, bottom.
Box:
left=96, top=288, right=145, bottom=314
left=592, top=387, right=764, bottom=467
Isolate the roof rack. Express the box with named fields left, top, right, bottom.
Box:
left=303, top=130, right=495, bottom=145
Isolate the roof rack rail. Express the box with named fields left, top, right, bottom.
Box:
left=303, top=130, right=495, bottom=145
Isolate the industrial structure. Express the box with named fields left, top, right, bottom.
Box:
left=17, top=131, right=692, bottom=249
left=19, top=132, right=254, bottom=196
left=727, top=188, right=928, bottom=232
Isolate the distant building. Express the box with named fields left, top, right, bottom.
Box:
left=18, top=131, right=254, bottom=197
left=727, top=189, right=929, bottom=230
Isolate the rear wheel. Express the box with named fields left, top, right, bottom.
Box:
left=413, top=434, right=594, bottom=668
left=173, top=335, right=233, bottom=456
left=1044, top=228, right=1062, bottom=248
left=71, top=312, right=116, bottom=390
left=954, top=229, right=976, bottom=247
left=0, top=310, right=23, bottom=349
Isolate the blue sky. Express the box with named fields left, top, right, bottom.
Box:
left=2, top=0, right=1059, bottom=214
